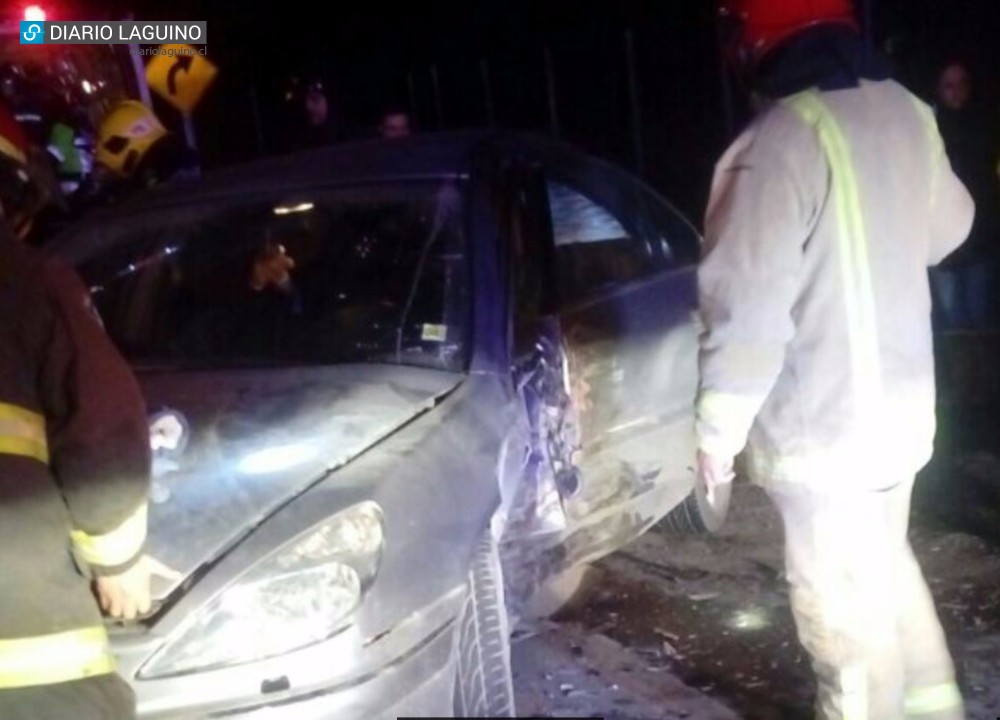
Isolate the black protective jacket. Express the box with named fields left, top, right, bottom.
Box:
left=0, top=230, right=149, bottom=689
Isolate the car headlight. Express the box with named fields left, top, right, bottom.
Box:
left=139, top=502, right=384, bottom=678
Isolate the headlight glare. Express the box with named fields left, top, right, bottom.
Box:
left=140, top=502, right=384, bottom=678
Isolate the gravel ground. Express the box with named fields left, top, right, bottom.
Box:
left=513, top=447, right=1000, bottom=719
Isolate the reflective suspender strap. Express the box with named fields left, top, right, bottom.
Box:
left=0, top=626, right=115, bottom=689
left=782, top=91, right=883, bottom=425
left=0, top=402, right=48, bottom=464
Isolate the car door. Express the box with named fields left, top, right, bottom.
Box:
left=539, top=148, right=703, bottom=562
left=496, top=142, right=703, bottom=597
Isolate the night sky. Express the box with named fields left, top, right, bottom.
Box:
left=73, top=0, right=1000, bottom=223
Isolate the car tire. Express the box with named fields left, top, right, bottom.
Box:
left=454, top=531, right=516, bottom=718
left=658, top=478, right=732, bottom=535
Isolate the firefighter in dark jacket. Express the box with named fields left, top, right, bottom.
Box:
left=0, top=104, right=164, bottom=719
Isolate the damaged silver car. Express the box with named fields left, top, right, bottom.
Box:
left=54, top=132, right=727, bottom=719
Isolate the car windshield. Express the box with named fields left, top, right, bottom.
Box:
left=80, top=180, right=469, bottom=372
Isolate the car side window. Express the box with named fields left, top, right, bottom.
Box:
left=547, top=181, right=667, bottom=304
left=639, top=187, right=701, bottom=268
left=504, top=165, right=559, bottom=357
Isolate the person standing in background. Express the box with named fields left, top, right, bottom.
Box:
left=931, top=61, right=1000, bottom=329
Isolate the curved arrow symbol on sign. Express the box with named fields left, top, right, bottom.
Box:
left=167, top=55, right=194, bottom=95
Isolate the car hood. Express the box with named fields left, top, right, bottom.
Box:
left=138, top=364, right=461, bottom=602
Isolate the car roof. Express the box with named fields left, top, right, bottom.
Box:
left=49, top=130, right=564, bottom=257
left=51, top=129, right=698, bottom=263
left=198, top=129, right=491, bottom=190
left=95, top=129, right=573, bottom=210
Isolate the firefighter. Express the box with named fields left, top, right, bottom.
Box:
left=91, top=100, right=198, bottom=203
left=699, top=1, right=974, bottom=717
left=0, top=103, right=165, bottom=719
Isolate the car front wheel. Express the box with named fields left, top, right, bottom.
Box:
left=453, top=531, right=515, bottom=718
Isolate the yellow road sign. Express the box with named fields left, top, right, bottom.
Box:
left=146, top=45, right=217, bottom=114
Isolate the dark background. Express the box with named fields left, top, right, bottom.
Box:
left=76, top=0, right=1000, bottom=224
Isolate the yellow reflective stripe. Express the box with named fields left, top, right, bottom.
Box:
left=840, top=664, right=869, bottom=720
left=0, top=403, right=46, bottom=437
left=0, top=626, right=115, bottom=689
left=71, top=502, right=148, bottom=568
left=0, top=135, right=26, bottom=166
left=0, top=437, right=48, bottom=464
left=905, top=682, right=963, bottom=716
left=784, top=92, right=882, bottom=423
left=696, top=390, right=763, bottom=456
left=0, top=403, right=48, bottom=464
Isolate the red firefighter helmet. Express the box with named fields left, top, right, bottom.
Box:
left=720, top=0, right=858, bottom=65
